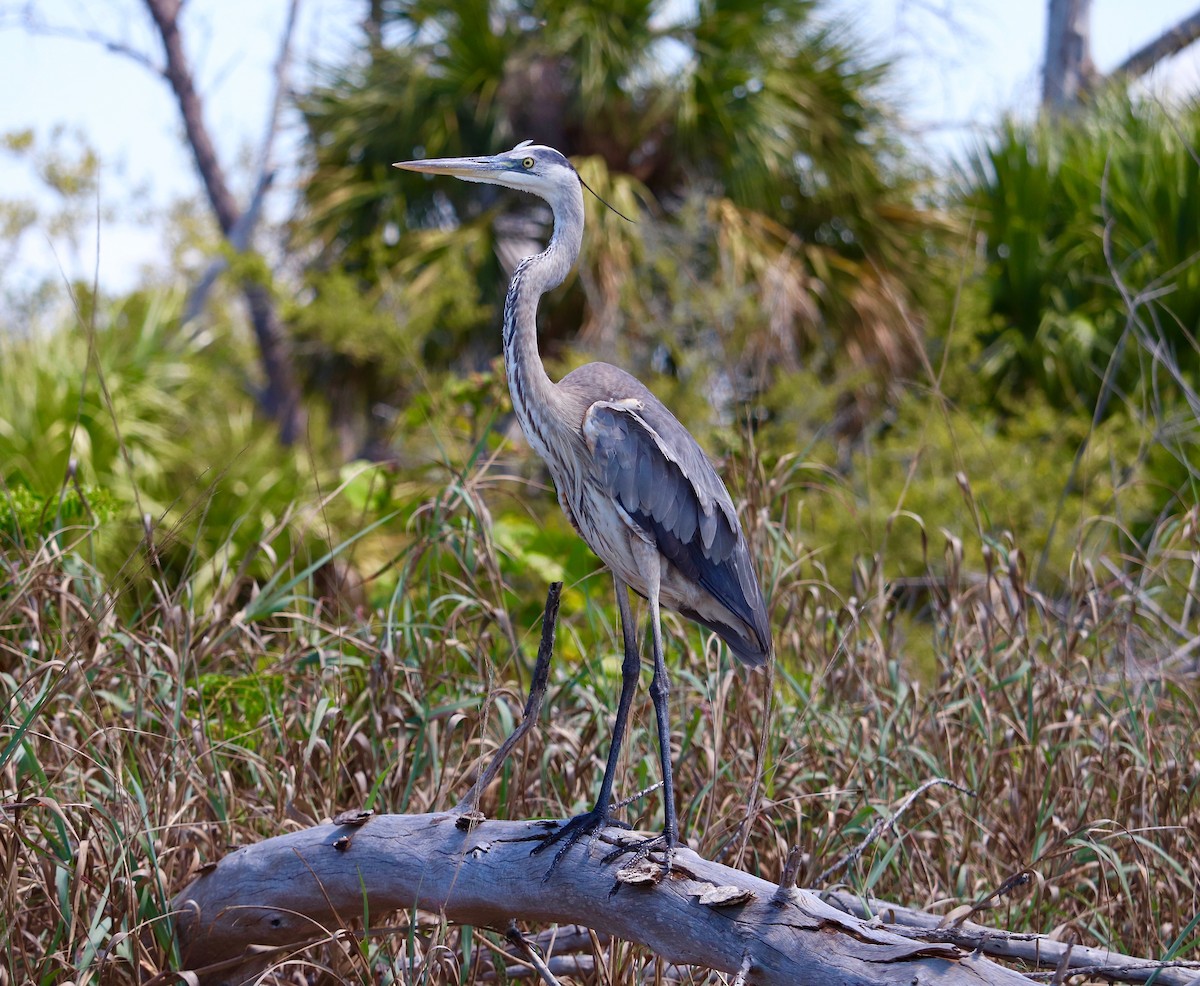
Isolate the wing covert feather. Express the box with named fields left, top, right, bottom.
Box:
left=582, top=399, right=768, bottom=660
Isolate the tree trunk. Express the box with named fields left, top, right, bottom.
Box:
left=143, top=0, right=305, bottom=446
left=1043, top=2, right=1200, bottom=106
left=1042, top=0, right=1095, bottom=108
left=173, top=586, right=1188, bottom=986
left=364, top=0, right=385, bottom=50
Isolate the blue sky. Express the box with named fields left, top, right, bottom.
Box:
left=2, top=0, right=1198, bottom=298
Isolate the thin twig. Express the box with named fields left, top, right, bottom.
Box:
left=505, top=923, right=563, bottom=986
left=816, top=778, right=975, bottom=887
left=455, top=582, right=562, bottom=813
left=10, top=9, right=164, bottom=74
left=733, top=644, right=776, bottom=867
left=182, top=0, right=299, bottom=324
left=947, top=870, right=1036, bottom=928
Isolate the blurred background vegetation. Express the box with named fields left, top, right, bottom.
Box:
left=3, top=0, right=1196, bottom=605
left=2, top=0, right=1199, bottom=978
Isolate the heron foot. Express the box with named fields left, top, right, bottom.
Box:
left=530, top=808, right=629, bottom=878
left=601, top=831, right=676, bottom=874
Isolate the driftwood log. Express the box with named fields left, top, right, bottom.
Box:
left=827, top=892, right=1200, bottom=986
left=173, top=811, right=1030, bottom=986
left=172, top=585, right=1194, bottom=985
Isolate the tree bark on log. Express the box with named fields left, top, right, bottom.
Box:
left=173, top=812, right=1033, bottom=986
left=827, top=892, right=1200, bottom=986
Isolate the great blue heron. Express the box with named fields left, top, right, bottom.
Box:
left=394, top=142, right=772, bottom=867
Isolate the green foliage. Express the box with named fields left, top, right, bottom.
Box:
left=0, top=126, right=122, bottom=331
left=287, top=227, right=495, bottom=446
left=0, top=291, right=188, bottom=497
left=0, top=292, right=356, bottom=603
left=1, top=125, right=103, bottom=239
left=296, top=0, right=942, bottom=453
left=4, top=401, right=1198, bottom=977
left=772, top=375, right=1159, bottom=591
left=0, top=481, right=117, bottom=544
left=190, top=671, right=286, bottom=746
left=962, top=90, right=1200, bottom=415
left=5, top=9, right=1200, bottom=979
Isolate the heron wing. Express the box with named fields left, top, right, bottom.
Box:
left=582, top=398, right=767, bottom=659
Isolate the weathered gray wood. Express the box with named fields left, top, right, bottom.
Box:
left=827, top=891, right=1200, bottom=986
left=174, top=812, right=1032, bottom=986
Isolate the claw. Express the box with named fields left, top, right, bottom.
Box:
left=530, top=808, right=629, bottom=878
left=601, top=831, right=675, bottom=874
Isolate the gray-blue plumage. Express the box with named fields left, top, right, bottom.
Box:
left=393, top=140, right=772, bottom=867
left=568, top=367, right=770, bottom=666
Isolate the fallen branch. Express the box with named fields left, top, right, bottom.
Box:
left=166, top=587, right=1012, bottom=986
left=173, top=590, right=1030, bottom=985
left=172, top=811, right=1030, bottom=986
left=826, top=891, right=1200, bottom=986
left=169, top=584, right=1188, bottom=986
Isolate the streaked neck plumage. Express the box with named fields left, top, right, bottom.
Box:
left=502, top=179, right=585, bottom=463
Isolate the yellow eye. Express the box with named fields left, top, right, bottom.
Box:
left=522, top=157, right=534, bottom=169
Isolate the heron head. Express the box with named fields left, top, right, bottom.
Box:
left=393, top=141, right=580, bottom=203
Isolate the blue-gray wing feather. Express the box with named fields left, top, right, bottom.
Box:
left=583, top=398, right=770, bottom=664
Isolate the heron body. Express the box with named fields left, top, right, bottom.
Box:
left=395, top=142, right=771, bottom=865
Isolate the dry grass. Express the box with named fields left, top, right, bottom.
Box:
left=2, top=459, right=1199, bottom=984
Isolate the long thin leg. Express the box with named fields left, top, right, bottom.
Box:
left=598, top=539, right=677, bottom=871
left=641, top=546, right=678, bottom=850
left=531, top=574, right=641, bottom=869
left=595, top=575, right=643, bottom=813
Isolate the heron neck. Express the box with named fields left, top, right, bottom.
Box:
left=502, top=186, right=584, bottom=460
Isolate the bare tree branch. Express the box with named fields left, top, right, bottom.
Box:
left=825, top=891, right=1200, bottom=986
left=181, top=168, right=274, bottom=325
left=1113, top=7, right=1200, bottom=81
left=7, top=10, right=164, bottom=74
left=1043, top=2, right=1200, bottom=106
left=141, top=0, right=305, bottom=444
left=143, top=0, right=236, bottom=233
left=181, top=0, right=299, bottom=327
left=254, top=0, right=300, bottom=188
left=173, top=816, right=1200, bottom=986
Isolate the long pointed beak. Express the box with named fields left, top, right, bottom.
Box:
left=392, top=155, right=506, bottom=183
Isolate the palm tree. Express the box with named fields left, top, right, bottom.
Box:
left=962, top=90, right=1200, bottom=416
left=295, top=0, right=939, bottom=457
